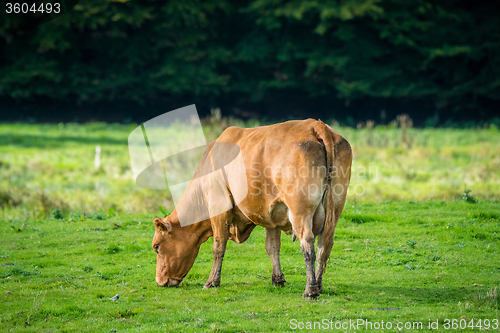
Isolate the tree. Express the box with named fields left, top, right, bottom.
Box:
left=0, top=0, right=499, bottom=109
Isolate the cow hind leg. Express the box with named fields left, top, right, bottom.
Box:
left=289, top=211, right=320, bottom=299
left=265, top=227, right=286, bottom=287
left=316, top=154, right=351, bottom=293
left=315, top=227, right=333, bottom=294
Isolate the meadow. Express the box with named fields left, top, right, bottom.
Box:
left=0, top=118, right=499, bottom=332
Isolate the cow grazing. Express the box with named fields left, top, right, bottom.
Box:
left=152, top=119, right=352, bottom=298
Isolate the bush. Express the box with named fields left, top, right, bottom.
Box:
left=51, top=209, right=64, bottom=219
left=406, top=240, right=417, bottom=248
left=105, top=244, right=121, bottom=254
left=462, top=189, right=478, bottom=204
left=87, top=213, right=106, bottom=220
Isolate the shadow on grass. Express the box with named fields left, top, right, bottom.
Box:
left=322, top=282, right=479, bottom=308
left=0, top=134, right=125, bottom=148
left=153, top=277, right=480, bottom=309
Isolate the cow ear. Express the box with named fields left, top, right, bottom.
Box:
left=154, top=218, right=172, bottom=233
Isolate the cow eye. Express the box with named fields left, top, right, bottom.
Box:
left=153, top=244, right=160, bottom=253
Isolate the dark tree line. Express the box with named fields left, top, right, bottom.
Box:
left=1, top=0, right=499, bottom=124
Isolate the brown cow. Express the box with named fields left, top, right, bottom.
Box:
left=152, top=119, right=352, bottom=298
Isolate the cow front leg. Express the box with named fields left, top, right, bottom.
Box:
left=265, top=228, right=286, bottom=287
left=204, top=219, right=229, bottom=288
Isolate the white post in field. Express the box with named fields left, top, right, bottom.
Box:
left=95, top=145, right=101, bottom=169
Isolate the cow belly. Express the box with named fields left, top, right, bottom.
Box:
left=230, top=200, right=294, bottom=240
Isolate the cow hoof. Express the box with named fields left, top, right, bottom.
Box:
left=272, top=275, right=286, bottom=287
left=302, top=284, right=320, bottom=299
left=302, top=292, right=319, bottom=299
left=203, top=282, right=219, bottom=289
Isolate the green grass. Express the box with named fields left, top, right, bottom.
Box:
left=1, top=121, right=499, bottom=221
left=0, top=201, right=499, bottom=332
left=1, top=120, right=499, bottom=331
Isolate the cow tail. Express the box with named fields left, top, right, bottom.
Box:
left=314, top=120, right=335, bottom=274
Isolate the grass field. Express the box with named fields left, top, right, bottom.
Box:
left=1, top=120, right=499, bottom=220
left=1, top=119, right=499, bottom=332
left=1, top=201, right=499, bottom=332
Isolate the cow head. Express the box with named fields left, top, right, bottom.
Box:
left=152, top=217, right=201, bottom=287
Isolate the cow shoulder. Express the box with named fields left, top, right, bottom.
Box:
left=218, top=126, right=246, bottom=143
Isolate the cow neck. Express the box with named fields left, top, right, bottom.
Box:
left=168, top=210, right=213, bottom=246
